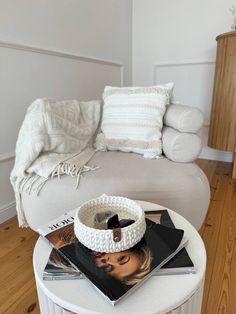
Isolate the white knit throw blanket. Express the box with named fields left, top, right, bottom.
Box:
left=10, top=98, right=101, bottom=227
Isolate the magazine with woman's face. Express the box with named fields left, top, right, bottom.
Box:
left=41, top=211, right=184, bottom=305
left=42, top=210, right=194, bottom=280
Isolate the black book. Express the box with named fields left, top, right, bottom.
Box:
left=145, top=210, right=195, bottom=275
left=38, top=209, right=185, bottom=305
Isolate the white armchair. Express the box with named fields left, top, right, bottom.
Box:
left=20, top=102, right=209, bottom=232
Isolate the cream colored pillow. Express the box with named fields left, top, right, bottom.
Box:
left=95, top=83, right=174, bottom=159
left=164, top=104, right=204, bottom=133
left=162, top=126, right=202, bottom=162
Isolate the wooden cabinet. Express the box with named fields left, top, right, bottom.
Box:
left=208, top=31, right=236, bottom=178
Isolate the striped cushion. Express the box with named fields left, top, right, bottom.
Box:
left=95, top=84, right=173, bottom=158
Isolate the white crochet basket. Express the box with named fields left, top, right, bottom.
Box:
left=74, top=195, right=146, bottom=253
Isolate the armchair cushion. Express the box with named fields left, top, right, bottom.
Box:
left=164, top=104, right=204, bottom=133
left=22, top=151, right=210, bottom=231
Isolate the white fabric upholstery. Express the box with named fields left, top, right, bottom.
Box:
left=95, top=84, right=174, bottom=159
left=162, top=126, right=202, bottom=163
left=164, top=104, right=204, bottom=133
left=22, top=152, right=210, bottom=231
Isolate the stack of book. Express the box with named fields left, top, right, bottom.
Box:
left=37, top=209, right=196, bottom=305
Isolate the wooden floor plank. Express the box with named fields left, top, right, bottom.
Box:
left=203, top=179, right=235, bottom=313
left=230, top=217, right=236, bottom=314
left=0, top=219, right=39, bottom=314
left=196, top=159, right=218, bottom=183
left=199, top=160, right=235, bottom=314
left=0, top=235, right=38, bottom=281
left=199, top=163, right=229, bottom=313
left=0, top=218, right=37, bottom=258
left=3, top=288, right=39, bottom=314
left=0, top=250, right=37, bottom=306
left=1, top=276, right=39, bottom=314
left=214, top=176, right=236, bottom=314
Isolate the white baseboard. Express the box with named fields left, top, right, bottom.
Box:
left=198, top=125, right=234, bottom=163
left=199, top=146, right=234, bottom=163
left=0, top=201, right=16, bottom=224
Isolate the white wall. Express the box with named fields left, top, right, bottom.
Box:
left=0, top=0, right=133, bottom=223
left=133, top=0, right=234, bottom=162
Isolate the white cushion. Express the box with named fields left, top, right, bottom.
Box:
left=162, top=126, right=202, bottom=162
left=22, top=151, right=210, bottom=231
left=95, top=84, right=174, bottom=159
left=164, top=104, right=204, bottom=133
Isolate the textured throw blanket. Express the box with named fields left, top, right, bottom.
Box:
left=10, top=98, right=101, bottom=227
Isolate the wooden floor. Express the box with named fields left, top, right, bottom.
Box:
left=0, top=159, right=235, bottom=314
left=197, top=159, right=236, bottom=314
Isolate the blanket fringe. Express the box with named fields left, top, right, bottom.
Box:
left=13, top=163, right=99, bottom=227
left=15, top=191, right=28, bottom=228
left=52, top=163, right=99, bottom=189
left=13, top=175, right=49, bottom=227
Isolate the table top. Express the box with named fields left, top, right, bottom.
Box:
left=33, top=201, right=206, bottom=314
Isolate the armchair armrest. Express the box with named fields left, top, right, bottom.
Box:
left=164, top=103, right=204, bottom=133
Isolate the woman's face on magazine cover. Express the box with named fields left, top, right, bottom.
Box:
left=93, top=251, right=141, bottom=280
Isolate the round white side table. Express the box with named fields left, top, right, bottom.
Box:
left=33, top=201, right=206, bottom=314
